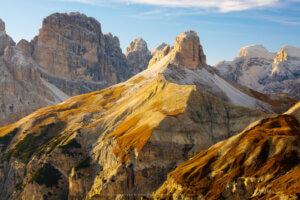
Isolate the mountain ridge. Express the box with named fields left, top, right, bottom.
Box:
left=215, top=44, right=300, bottom=99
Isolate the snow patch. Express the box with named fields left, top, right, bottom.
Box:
left=239, top=45, right=276, bottom=59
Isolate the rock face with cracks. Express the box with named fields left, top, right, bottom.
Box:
left=126, top=37, right=152, bottom=74
left=173, top=31, right=206, bottom=69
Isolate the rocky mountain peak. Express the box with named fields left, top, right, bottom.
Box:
left=238, top=44, right=276, bottom=59
left=126, top=37, right=151, bottom=73
left=275, top=45, right=300, bottom=63
left=42, top=12, right=102, bottom=37
left=104, top=32, right=120, bottom=47
left=16, top=39, right=32, bottom=56
left=126, top=37, right=148, bottom=54
left=0, top=18, right=15, bottom=56
left=0, top=18, right=5, bottom=32
left=173, top=30, right=206, bottom=69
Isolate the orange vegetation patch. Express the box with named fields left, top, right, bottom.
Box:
left=108, top=114, right=156, bottom=162
left=166, top=114, right=300, bottom=199
left=108, top=114, right=141, bottom=138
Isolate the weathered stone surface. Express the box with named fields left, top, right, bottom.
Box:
left=0, top=18, right=15, bottom=56
left=126, top=37, right=152, bottom=73
left=31, top=12, right=104, bottom=81
left=104, top=32, right=131, bottom=83
left=0, top=45, right=68, bottom=127
left=0, top=19, right=5, bottom=32
left=173, top=30, right=206, bottom=69
left=30, top=12, right=134, bottom=94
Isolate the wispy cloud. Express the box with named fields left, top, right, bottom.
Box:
left=60, top=0, right=280, bottom=12
left=250, top=14, right=300, bottom=25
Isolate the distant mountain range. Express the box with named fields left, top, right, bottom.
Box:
left=215, top=44, right=300, bottom=99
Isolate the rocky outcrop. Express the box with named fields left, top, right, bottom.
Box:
left=0, top=31, right=295, bottom=200
left=126, top=37, right=152, bottom=73
left=215, top=44, right=300, bottom=99
left=0, top=18, right=15, bottom=55
left=104, top=32, right=130, bottom=83
left=154, top=103, right=300, bottom=199
left=151, top=42, right=167, bottom=56
left=173, top=31, right=206, bottom=69
left=148, top=44, right=170, bottom=68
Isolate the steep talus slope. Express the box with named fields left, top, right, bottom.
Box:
left=0, top=39, right=69, bottom=128
left=0, top=31, right=296, bottom=200
left=154, top=102, right=300, bottom=200
left=215, top=44, right=300, bottom=99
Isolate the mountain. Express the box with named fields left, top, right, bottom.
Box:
left=154, top=102, right=300, bottom=199
left=30, top=12, right=132, bottom=96
left=126, top=37, right=152, bottom=74
left=0, top=13, right=153, bottom=127
left=0, top=19, right=70, bottom=127
left=0, top=30, right=296, bottom=200
left=0, top=19, right=15, bottom=56
left=215, top=44, right=300, bottom=99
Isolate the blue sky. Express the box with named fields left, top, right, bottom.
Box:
left=0, top=0, right=299, bottom=65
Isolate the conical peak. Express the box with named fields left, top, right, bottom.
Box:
left=173, top=30, right=206, bottom=69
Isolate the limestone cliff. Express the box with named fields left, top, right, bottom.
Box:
left=173, top=31, right=206, bottom=69
left=0, top=31, right=296, bottom=200
left=30, top=12, right=133, bottom=95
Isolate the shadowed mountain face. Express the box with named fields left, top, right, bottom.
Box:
left=154, top=102, right=300, bottom=200
left=215, top=45, right=300, bottom=99
left=0, top=30, right=297, bottom=200
left=0, top=13, right=153, bottom=127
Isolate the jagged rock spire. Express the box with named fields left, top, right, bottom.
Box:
left=173, top=30, right=206, bottom=69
